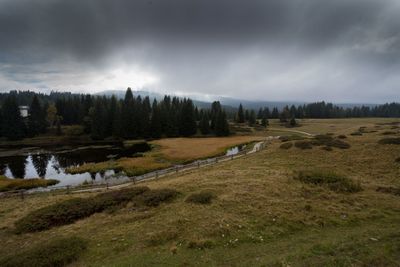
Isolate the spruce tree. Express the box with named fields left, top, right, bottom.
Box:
left=179, top=99, right=197, bottom=136
left=215, top=110, right=230, bottom=136
left=237, top=104, right=245, bottom=123
left=199, top=111, right=210, bottom=135
left=28, top=95, right=47, bottom=136
left=150, top=99, right=162, bottom=138
left=248, top=110, right=256, bottom=126
left=2, top=95, right=26, bottom=140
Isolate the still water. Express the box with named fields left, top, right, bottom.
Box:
left=0, top=143, right=151, bottom=187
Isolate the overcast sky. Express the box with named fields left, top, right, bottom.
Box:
left=0, top=0, right=399, bottom=103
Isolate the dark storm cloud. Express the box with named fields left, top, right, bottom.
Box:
left=0, top=0, right=399, bottom=102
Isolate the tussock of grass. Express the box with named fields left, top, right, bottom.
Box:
left=280, top=142, right=293, bottom=149
left=378, top=137, right=400, bottom=145
left=279, top=136, right=305, bottom=142
left=376, top=186, right=400, bottom=196
left=350, top=131, right=363, bottom=136
left=0, top=236, right=87, bottom=267
left=145, top=230, right=178, bottom=246
left=381, top=131, right=397, bottom=135
left=139, top=189, right=179, bottom=207
left=294, top=141, right=313, bottom=149
left=396, top=157, right=400, bottom=163
left=185, top=191, right=215, bottom=204
left=295, top=171, right=362, bottom=193
left=337, top=134, right=347, bottom=139
left=311, top=135, right=351, bottom=149
left=0, top=176, right=59, bottom=192
left=14, top=187, right=150, bottom=233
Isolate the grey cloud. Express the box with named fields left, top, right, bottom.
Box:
left=0, top=0, right=399, bottom=102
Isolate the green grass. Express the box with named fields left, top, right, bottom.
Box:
left=295, top=171, right=362, bottom=193
left=14, top=187, right=150, bottom=233
left=0, top=176, right=59, bottom=192
left=0, top=236, right=87, bottom=267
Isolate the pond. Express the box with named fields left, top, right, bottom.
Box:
left=0, top=143, right=151, bottom=187
left=225, top=144, right=246, bottom=156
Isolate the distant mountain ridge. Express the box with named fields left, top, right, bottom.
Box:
left=96, top=90, right=378, bottom=111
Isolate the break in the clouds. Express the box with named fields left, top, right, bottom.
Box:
left=0, top=0, right=399, bottom=103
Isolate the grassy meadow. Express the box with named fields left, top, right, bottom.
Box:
left=0, top=118, right=399, bottom=266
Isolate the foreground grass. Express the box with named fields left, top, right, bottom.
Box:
left=66, top=136, right=262, bottom=176
left=0, top=236, right=87, bottom=267
left=0, top=176, right=59, bottom=192
left=0, top=118, right=399, bottom=266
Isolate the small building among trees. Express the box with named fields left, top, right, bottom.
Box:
left=19, top=106, right=29, bottom=118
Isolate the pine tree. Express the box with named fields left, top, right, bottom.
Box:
left=261, top=116, right=269, bottom=127
left=289, top=117, right=297, bottom=127
left=28, top=95, right=47, bottom=136
left=199, top=111, right=210, bottom=135
left=271, top=107, right=279, bottom=119
left=150, top=99, right=162, bottom=138
left=179, top=99, right=197, bottom=136
left=2, top=95, right=26, bottom=140
left=237, top=104, right=245, bottom=123
left=90, top=98, right=107, bottom=140
left=248, top=110, right=256, bottom=126
left=121, top=88, right=136, bottom=138
left=215, top=110, right=230, bottom=136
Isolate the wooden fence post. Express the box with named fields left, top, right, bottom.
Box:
left=106, top=183, right=109, bottom=190
left=66, top=185, right=70, bottom=194
left=176, top=166, right=178, bottom=173
left=20, top=190, right=25, bottom=200
left=197, top=162, right=200, bottom=168
left=156, top=171, right=159, bottom=179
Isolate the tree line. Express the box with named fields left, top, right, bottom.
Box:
left=0, top=88, right=230, bottom=140
left=235, top=101, right=400, bottom=125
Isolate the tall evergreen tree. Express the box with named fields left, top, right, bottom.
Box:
left=237, top=104, right=245, bottom=123
left=28, top=95, right=47, bottom=136
left=199, top=111, right=210, bottom=135
left=271, top=107, right=279, bottom=119
left=248, top=110, right=256, bottom=126
left=214, top=110, right=230, bottom=136
left=2, top=95, right=26, bottom=140
left=179, top=99, right=197, bottom=136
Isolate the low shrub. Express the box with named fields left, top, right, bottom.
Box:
left=139, top=189, right=179, bottom=207
left=280, top=142, right=293, bottom=149
left=321, top=146, right=333, bottom=151
left=350, top=131, right=363, bottom=136
left=314, top=134, right=334, bottom=142
left=376, top=186, right=400, bottom=196
left=294, top=141, right=313, bottom=149
left=0, top=236, right=87, bottom=267
left=185, top=191, right=215, bottom=204
left=329, top=139, right=351, bottom=149
left=14, top=186, right=149, bottom=233
left=337, top=135, right=347, bottom=139
left=279, top=136, right=305, bottom=142
left=0, top=177, right=59, bottom=192
left=381, top=131, right=397, bottom=135
left=378, top=137, right=400, bottom=145
left=295, top=171, right=362, bottom=193
left=396, top=157, right=400, bottom=163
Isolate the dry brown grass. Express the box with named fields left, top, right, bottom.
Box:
left=1, top=119, right=400, bottom=266
left=150, top=136, right=263, bottom=161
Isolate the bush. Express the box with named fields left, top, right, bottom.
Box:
left=279, top=136, right=305, bottom=142
left=376, top=186, right=400, bottom=196
left=329, top=139, right=351, bottom=149
left=280, top=142, right=293, bottom=149
left=381, top=131, right=397, bottom=135
left=396, top=157, right=400, bottom=163
left=350, top=131, right=362, bottom=136
left=294, top=141, right=313, bottom=149
left=337, top=135, right=347, bottom=139
left=139, top=189, right=179, bottom=207
left=0, top=236, right=87, bottom=267
left=185, top=191, right=215, bottom=204
left=14, top=187, right=149, bottom=233
left=314, top=134, right=334, bottom=142
left=0, top=177, right=59, bottom=192
left=378, top=138, right=400, bottom=145
left=321, top=146, right=333, bottom=151
left=295, top=171, right=362, bottom=193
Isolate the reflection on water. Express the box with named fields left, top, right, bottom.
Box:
left=225, top=145, right=246, bottom=156
left=0, top=143, right=150, bottom=187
